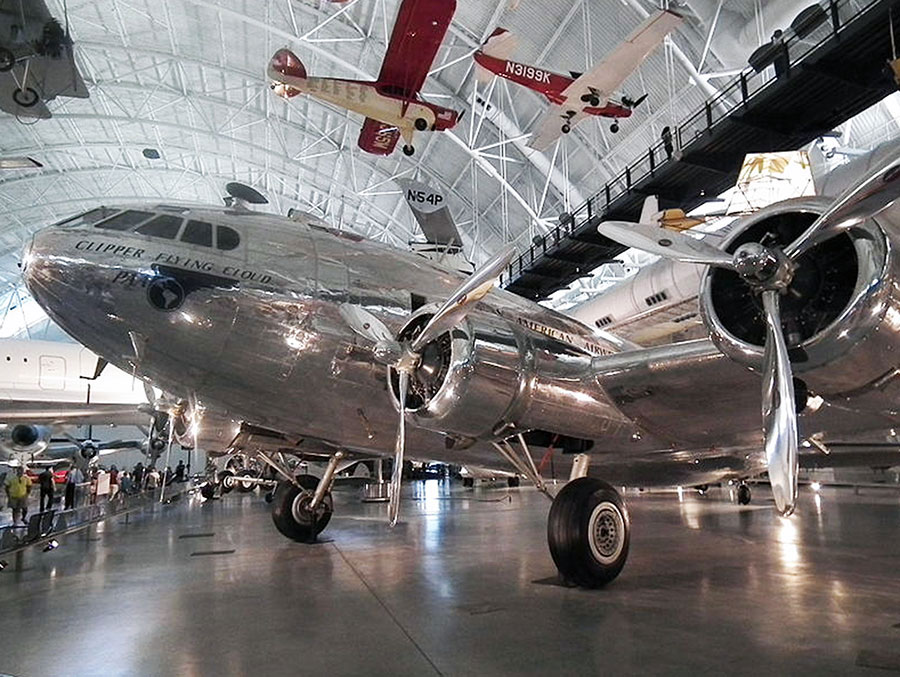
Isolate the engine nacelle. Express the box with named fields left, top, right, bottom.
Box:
left=700, top=196, right=900, bottom=413
left=0, top=424, right=52, bottom=459
left=390, top=309, right=625, bottom=442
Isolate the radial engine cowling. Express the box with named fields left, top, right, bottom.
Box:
left=388, top=309, right=622, bottom=442
left=700, top=196, right=900, bottom=413
left=0, top=424, right=52, bottom=459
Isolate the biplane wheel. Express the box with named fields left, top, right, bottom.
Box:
left=13, top=87, right=38, bottom=108
left=414, top=117, right=428, bottom=131
left=610, top=122, right=620, bottom=134
left=548, top=477, right=630, bottom=588
left=0, top=48, right=14, bottom=72
left=271, top=475, right=332, bottom=542
left=402, top=144, right=415, bottom=156
left=561, top=124, right=571, bottom=134
left=589, top=96, right=600, bottom=107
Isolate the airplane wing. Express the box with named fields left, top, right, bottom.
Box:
left=528, top=9, right=681, bottom=150
left=357, top=117, right=401, bottom=155
left=375, top=0, right=456, bottom=96
left=0, top=402, right=150, bottom=426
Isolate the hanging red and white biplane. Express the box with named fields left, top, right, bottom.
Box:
left=267, top=0, right=462, bottom=157
left=473, top=9, right=682, bottom=150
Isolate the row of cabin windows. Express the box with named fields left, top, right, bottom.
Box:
left=594, top=315, right=614, bottom=328
left=61, top=208, right=240, bottom=251
left=644, top=290, right=669, bottom=307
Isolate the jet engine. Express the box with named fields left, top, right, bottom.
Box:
left=389, top=310, right=622, bottom=442
left=699, top=196, right=900, bottom=413
left=0, top=424, right=52, bottom=459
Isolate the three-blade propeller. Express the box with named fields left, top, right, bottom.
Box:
left=597, top=153, right=900, bottom=516
left=340, top=245, right=516, bottom=526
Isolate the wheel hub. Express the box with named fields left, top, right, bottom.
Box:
left=588, top=502, right=625, bottom=564
left=291, top=491, right=327, bottom=525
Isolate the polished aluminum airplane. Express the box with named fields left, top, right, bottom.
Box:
left=20, top=159, right=900, bottom=586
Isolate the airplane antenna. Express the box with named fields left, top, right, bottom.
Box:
left=223, top=182, right=268, bottom=210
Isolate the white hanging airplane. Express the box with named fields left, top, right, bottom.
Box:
left=0, top=338, right=167, bottom=469
left=18, top=154, right=900, bottom=587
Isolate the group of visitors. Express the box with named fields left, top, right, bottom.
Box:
left=2, top=457, right=190, bottom=526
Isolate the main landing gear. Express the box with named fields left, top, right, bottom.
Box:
left=271, top=474, right=333, bottom=542
left=610, top=121, right=620, bottom=134
left=402, top=144, right=415, bottom=156
left=548, top=478, right=630, bottom=588
left=266, top=450, right=345, bottom=543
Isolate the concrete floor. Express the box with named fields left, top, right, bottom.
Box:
left=2, top=481, right=900, bottom=676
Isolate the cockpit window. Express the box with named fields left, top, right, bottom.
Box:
left=181, top=220, right=213, bottom=247
left=216, top=225, right=240, bottom=251
left=55, top=207, right=118, bottom=228
left=136, top=215, right=183, bottom=240
left=95, top=210, right=154, bottom=231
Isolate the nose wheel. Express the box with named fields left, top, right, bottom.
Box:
left=402, top=144, right=415, bottom=156
left=610, top=121, right=619, bottom=133
left=737, top=482, right=752, bottom=505
left=547, top=477, right=630, bottom=587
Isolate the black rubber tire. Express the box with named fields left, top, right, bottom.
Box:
left=507, top=476, right=520, bottom=488
left=561, top=124, right=571, bottom=134
left=0, top=47, right=14, bottom=72
left=414, top=117, right=428, bottom=131
left=271, top=474, right=333, bottom=542
left=737, top=483, right=752, bottom=505
left=200, top=483, right=216, bottom=500
left=13, top=87, right=38, bottom=108
left=462, top=477, right=474, bottom=488
left=590, top=96, right=600, bottom=106
left=610, top=122, right=619, bottom=134
left=402, top=144, right=415, bottom=156
left=218, top=470, right=235, bottom=494
left=548, top=477, right=630, bottom=588
left=236, top=471, right=256, bottom=493
left=264, top=490, right=275, bottom=504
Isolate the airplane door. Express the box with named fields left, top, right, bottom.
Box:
left=39, top=355, right=66, bottom=390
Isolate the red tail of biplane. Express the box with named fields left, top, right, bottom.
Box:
left=268, top=49, right=307, bottom=98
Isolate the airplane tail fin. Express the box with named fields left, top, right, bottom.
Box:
left=639, top=195, right=659, bottom=225
left=475, top=28, right=517, bottom=83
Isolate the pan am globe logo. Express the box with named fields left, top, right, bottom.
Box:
left=146, top=276, right=185, bottom=312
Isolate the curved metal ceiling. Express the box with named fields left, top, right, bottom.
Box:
left=0, top=0, right=895, bottom=330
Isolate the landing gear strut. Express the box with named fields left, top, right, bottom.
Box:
left=548, top=477, right=630, bottom=587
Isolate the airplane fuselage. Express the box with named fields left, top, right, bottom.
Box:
left=24, top=204, right=900, bottom=486
left=271, top=71, right=459, bottom=139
